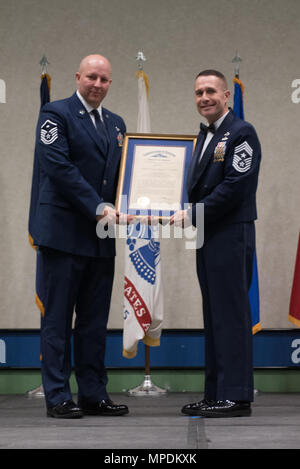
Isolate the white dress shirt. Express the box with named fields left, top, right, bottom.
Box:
left=199, top=110, right=229, bottom=161
left=76, top=90, right=104, bottom=128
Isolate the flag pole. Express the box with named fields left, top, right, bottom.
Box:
left=145, top=344, right=150, bottom=375
left=40, top=54, right=50, bottom=75
left=232, top=51, right=242, bottom=78
left=127, top=52, right=167, bottom=396
left=128, top=344, right=167, bottom=396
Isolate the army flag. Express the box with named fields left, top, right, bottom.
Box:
left=233, top=76, right=261, bottom=334
left=289, top=232, right=300, bottom=326
left=122, top=69, right=164, bottom=358
left=28, top=73, right=51, bottom=316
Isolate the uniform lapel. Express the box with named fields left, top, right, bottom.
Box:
left=102, top=109, right=114, bottom=161
left=189, top=110, right=235, bottom=192
left=186, top=132, right=205, bottom=195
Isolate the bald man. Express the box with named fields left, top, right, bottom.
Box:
left=29, top=55, right=129, bottom=418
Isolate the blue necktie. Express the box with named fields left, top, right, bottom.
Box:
left=91, top=109, right=109, bottom=154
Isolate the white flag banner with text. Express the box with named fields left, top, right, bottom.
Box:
left=122, top=70, right=164, bottom=358
left=123, top=225, right=164, bottom=358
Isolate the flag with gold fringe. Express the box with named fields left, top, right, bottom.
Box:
left=136, top=69, right=151, bottom=133
left=28, top=72, right=51, bottom=317
left=289, top=232, right=300, bottom=327
left=233, top=76, right=261, bottom=334
left=122, top=68, right=164, bottom=358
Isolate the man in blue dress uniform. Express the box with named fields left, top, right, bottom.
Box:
left=172, top=70, right=261, bottom=417
left=29, top=54, right=129, bottom=418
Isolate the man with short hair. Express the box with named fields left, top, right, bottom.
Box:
left=172, top=70, right=261, bottom=417
left=29, top=54, right=129, bottom=418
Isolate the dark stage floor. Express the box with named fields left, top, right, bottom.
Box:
left=0, top=392, right=300, bottom=449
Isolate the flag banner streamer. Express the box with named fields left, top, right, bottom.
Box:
left=233, top=77, right=244, bottom=120
left=233, top=76, right=261, bottom=334
left=289, top=232, right=300, bottom=327
left=137, top=69, right=151, bottom=133
left=28, top=73, right=51, bottom=316
left=122, top=66, right=164, bottom=358
left=123, top=224, right=164, bottom=358
left=28, top=74, right=51, bottom=248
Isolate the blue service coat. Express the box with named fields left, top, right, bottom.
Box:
left=30, top=92, right=126, bottom=258
left=187, top=109, right=261, bottom=237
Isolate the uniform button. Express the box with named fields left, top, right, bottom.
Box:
left=103, top=179, right=107, bottom=185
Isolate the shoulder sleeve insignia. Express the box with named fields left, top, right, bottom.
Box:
left=232, top=141, right=253, bottom=173
left=40, top=119, right=58, bottom=145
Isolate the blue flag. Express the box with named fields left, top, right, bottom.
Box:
left=28, top=73, right=51, bottom=316
left=233, top=77, right=261, bottom=334
left=28, top=74, right=50, bottom=244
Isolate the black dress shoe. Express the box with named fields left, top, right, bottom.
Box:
left=79, top=399, right=129, bottom=416
left=47, top=400, right=83, bottom=419
left=182, top=399, right=216, bottom=416
left=196, top=400, right=251, bottom=418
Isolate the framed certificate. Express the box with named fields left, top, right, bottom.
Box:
left=116, top=133, right=197, bottom=218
